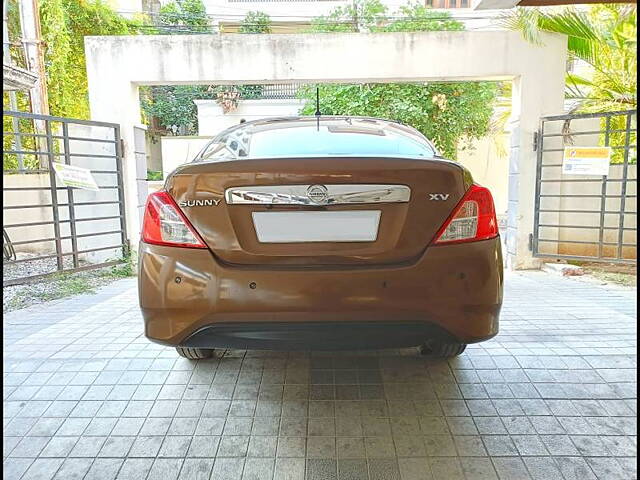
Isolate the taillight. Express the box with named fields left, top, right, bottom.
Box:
left=141, top=190, right=207, bottom=248
left=432, top=184, right=498, bottom=245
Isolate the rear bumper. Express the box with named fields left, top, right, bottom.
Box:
left=139, top=237, right=503, bottom=350
left=181, top=322, right=463, bottom=351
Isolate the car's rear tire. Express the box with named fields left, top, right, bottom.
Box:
left=419, top=340, right=467, bottom=358
left=175, top=347, right=215, bottom=360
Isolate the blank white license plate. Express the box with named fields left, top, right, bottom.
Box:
left=252, top=211, right=381, bottom=243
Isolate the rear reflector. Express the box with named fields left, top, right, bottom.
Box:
left=432, top=184, right=498, bottom=245
left=141, top=190, right=207, bottom=248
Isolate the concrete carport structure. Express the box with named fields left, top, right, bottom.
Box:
left=84, top=31, right=567, bottom=269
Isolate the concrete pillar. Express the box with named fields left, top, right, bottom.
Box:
left=507, top=62, right=566, bottom=269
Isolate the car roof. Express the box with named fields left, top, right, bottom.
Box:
left=223, top=115, right=412, bottom=131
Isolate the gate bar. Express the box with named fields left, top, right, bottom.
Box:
left=44, top=120, right=64, bottom=271
left=617, top=114, right=633, bottom=259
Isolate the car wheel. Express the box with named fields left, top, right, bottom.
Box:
left=175, top=347, right=215, bottom=360
left=419, top=341, right=467, bottom=357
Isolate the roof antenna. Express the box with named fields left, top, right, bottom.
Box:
left=314, top=86, right=321, bottom=131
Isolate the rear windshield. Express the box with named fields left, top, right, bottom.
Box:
left=195, top=118, right=437, bottom=161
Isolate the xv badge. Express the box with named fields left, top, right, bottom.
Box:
left=428, top=193, right=450, bottom=201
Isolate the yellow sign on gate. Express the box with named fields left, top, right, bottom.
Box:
left=562, top=146, right=611, bottom=176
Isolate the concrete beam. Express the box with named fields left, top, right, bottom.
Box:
left=3, top=63, right=38, bottom=91
left=85, top=31, right=567, bottom=269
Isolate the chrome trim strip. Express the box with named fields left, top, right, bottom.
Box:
left=225, top=184, right=411, bottom=205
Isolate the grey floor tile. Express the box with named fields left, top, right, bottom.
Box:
left=306, top=458, right=337, bottom=480
left=128, top=435, right=163, bottom=457
left=554, top=457, right=597, bottom=480
left=364, top=437, right=396, bottom=458
left=147, top=458, right=183, bottom=480
left=68, top=436, right=107, bottom=457
left=9, top=436, right=50, bottom=458
left=52, top=458, right=93, bottom=480
left=522, top=457, right=562, bottom=480
left=40, top=436, right=79, bottom=457
left=274, top=457, right=305, bottom=480
left=369, top=458, right=401, bottom=480
left=585, top=457, right=629, bottom=480
left=492, top=457, right=532, bottom=480
left=429, top=458, right=464, bottom=480
left=454, top=435, right=487, bottom=457
left=511, top=435, right=549, bottom=456
left=2, top=458, right=34, bottom=480
left=98, top=436, right=135, bottom=458
left=84, top=458, right=124, bottom=480
left=459, top=457, right=498, bottom=480
left=247, top=436, right=277, bottom=458
left=397, top=458, right=432, bottom=480
left=482, top=435, right=519, bottom=456
left=212, top=457, right=245, bottom=480
left=159, top=436, right=192, bottom=458
left=187, top=435, right=220, bottom=458
left=217, top=436, right=249, bottom=457
left=243, top=458, right=275, bottom=480
left=339, top=459, right=370, bottom=480
left=117, top=457, right=154, bottom=480
left=178, top=458, right=214, bottom=480
left=21, top=458, right=64, bottom=480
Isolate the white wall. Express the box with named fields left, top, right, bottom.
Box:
left=146, top=131, right=163, bottom=172
left=195, top=98, right=304, bottom=136
left=458, top=134, right=510, bottom=216
left=160, top=136, right=211, bottom=178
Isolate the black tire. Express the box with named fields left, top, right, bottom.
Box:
left=175, top=347, right=214, bottom=360
left=419, top=341, right=467, bottom=358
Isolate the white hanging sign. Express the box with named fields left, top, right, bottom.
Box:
left=52, top=162, right=100, bottom=191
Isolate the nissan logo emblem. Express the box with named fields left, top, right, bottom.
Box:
left=306, top=184, right=329, bottom=204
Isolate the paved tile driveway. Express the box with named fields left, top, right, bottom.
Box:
left=3, top=271, right=637, bottom=480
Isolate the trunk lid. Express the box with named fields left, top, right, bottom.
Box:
left=166, top=157, right=471, bottom=266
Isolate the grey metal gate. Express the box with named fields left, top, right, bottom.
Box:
left=532, top=110, right=637, bottom=264
left=3, top=111, right=128, bottom=285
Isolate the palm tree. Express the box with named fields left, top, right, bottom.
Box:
left=499, top=4, right=636, bottom=114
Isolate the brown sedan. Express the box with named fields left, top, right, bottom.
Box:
left=138, top=116, right=503, bottom=359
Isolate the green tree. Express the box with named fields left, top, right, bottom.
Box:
left=501, top=5, right=636, bottom=162
left=141, top=0, right=210, bottom=133
left=384, top=3, right=464, bottom=32
left=141, top=9, right=271, bottom=134
left=309, top=0, right=387, bottom=32
left=301, top=2, right=498, bottom=159
left=501, top=5, right=636, bottom=113
left=140, top=85, right=218, bottom=134
left=239, top=11, right=272, bottom=33
left=39, top=0, right=139, bottom=119
left=156, top=0, right=211, bottom=34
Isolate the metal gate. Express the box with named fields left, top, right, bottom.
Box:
left=3, top=111, right=128, bottom=285
left=532, top=110, right=637, bottom=264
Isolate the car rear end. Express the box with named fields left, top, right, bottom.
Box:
left=138, top=118, right=503, bottom=353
